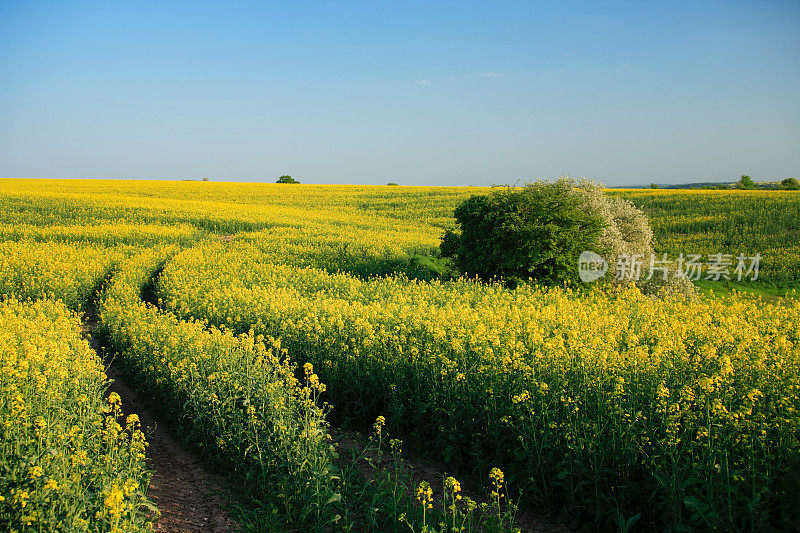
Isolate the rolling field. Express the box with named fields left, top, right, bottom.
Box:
left=1, top=179, right=798, bottom=531
left=610, top=189, right=800, bottom=287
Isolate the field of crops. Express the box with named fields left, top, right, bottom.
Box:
left=610, top=189, right=800, bottom=286
left=0, top=298, right=151, bottom=531
left=1, top=178, right=798, bottom=532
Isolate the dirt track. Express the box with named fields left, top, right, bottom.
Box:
left=85, top=322, right=240, bottom=532
left=104, top=364, right=240, bottom=532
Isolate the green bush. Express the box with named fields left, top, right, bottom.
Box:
left=781, top=177, right=799, bottom=190
left=737, top=175, right=755, bottom=189
left=441, top=181, right=604, bottom=286
left=442, top=178, right=694, bottom=294
left=276, top=175, right=299, bottom=184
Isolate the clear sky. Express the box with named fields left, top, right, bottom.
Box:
left=1, top=1, right=798, bottom=186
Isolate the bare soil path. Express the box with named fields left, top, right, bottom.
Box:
left=84, top=319, right=241, bottom=532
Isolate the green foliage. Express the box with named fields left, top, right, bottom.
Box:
left=387, top=182, right=399, bottom=186
left=343, top=253, right=455, bottom=281
left=737, top=175, right=755, bottom=189
left=614, top=189, right=800, bottom=284
left=441, top=181, right=604, bottom=286
left=276, top=175, right=300, bottom=184
left=782, top=177, right=799, bottom=190
left=406, top=254, right=456, bottom=281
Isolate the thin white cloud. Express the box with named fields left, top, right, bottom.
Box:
left=414, top=79, right=431, bottom=85
left=462, top=72, right=505, bottom=79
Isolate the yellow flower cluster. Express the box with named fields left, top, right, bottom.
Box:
left=0, top=298, right=150, bottom=531
left=98, top=247, right=340, bottom=525
left=444, top=476, right=461, bottom=501
left=2, top=178, right=798, bottom=530
left=415, top=481, right=433, bottom=509
left=0, top=242, right=127, bottom=311
left=159, top=241, right=800, bottom=529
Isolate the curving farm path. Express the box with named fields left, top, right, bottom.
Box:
left=83, top=314, right=241, bottom=532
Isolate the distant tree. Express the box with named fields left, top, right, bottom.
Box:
left=202, top=177, right=210, bottom=182
left=650, top=183, right=659, bottom=189
left=736, top=175, right=755, bottom=190
left=387, top=182, right=399, bottom=186
left=276, top=175, right=299, bottom=184
left=781, top=177, right=799, bottom=190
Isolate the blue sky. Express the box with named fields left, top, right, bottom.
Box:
left=1, top=1, right=798, bottom=186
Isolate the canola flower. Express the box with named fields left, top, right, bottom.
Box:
left=374, top=415, right=386, bottom=438
left=158, top=241, right=800, bottom=530
left=0, top=241, right=127, bottom=311
left=0, top=298, right=150, bottom=531
left=2, top=178, right=799, bottom=530
left=98, top=247, right=340, bottom=526
left=416, top=481, right=433, bottom=509
left=444, top=477, right=461, bottom=496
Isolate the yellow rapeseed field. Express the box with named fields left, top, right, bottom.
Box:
left=0, top=298, right=151, bottom=531
left=1, top=178, right=798, bottom=530
left=158, top=241, right=800, bottom=529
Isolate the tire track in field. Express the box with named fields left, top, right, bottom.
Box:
left=83, top=318, right=241, bottom=532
